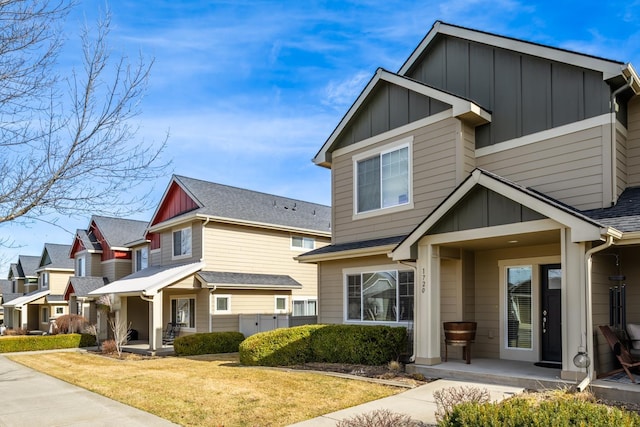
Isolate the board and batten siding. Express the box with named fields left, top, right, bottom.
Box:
left=472, top=243, right=560, bottom=360
left=332, top=117, right=461, bottom=245
left=626, top=98, right=640, bottom=187
left=159, top=221, right=203, bottom=266
left=203, top=223, right=327, bottom=298
left=476, top=124, right=608, bottom=211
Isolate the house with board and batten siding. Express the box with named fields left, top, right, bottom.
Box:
left=297, top=21, right=640, bottom=386
left=88, top=175, right=331, bottom=352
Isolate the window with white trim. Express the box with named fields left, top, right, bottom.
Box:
left=135, top=247, right=149, bottom=271
left=171, top=296, right=195, bottom=329
left=77, top=256, right=85, bottom=277
left=355, top=142, right=410, bottom=214
left=214, top=295, right=231, bottom=314
left=293, top=298, right=317, bottom=316
left=172, top=227, right=192, bottom=258
left=346, top=269, right=414, bottom=322
left=291, top=236, right=315, bottom=250
left=41, top=307, right=49, bottom=323
left=274, top=296, right=289, bottom=313
left=40, top=272, right=49, bottom=290
left=55, top=306, right=64, bottom=316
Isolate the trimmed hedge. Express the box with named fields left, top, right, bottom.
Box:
left=441, top=394, right=640, bottom=426
left=239, top=324, right=407, bottom=366
left=173, top=332, right=245, bottom=356
left=0, top=333, right=96, bottom=353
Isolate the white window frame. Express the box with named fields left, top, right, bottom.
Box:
left=55, top=306, right=65, bottom=316
left=274, top=296, right=289, bottom=314
left=170, top=295, right=196, bottom=332
left=135, top=247, right=149, bottom=272
left=213, top=294, right=232, bottom=315
left=77, top=256, right=85, bottom=277
left=172, top=226, right=192, bottom=259
left=342, top=264, right=414, bottom=325
left=352, top=136, right=413, bottom=220
left=291, top=236, right=315, bottom=250
left=292, top=297, right=317, bottom=316
left=40, top=272, right=49, bottom=290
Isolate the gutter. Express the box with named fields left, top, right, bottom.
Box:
left=579, top=235, right=615, bottom=391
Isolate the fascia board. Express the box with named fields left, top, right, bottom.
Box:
left=297, top=244, right=402, bottom=263
left=399, top=22, right=623, bottom=80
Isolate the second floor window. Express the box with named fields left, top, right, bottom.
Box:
left=291, top=236, right=315, bottom=250
left=40, top=272, right=49, bottom=290
left=173, top=226, right=192, bottom=258
left=356, top=144, right=410, bottom=214
left=77, top=257, right=85, bottom=277
left=135, top=247, right=149, bottom=271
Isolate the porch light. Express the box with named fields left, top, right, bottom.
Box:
left=573, top=347, right=590, bottom=369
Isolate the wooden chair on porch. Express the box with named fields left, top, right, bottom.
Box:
left=599, top=324, right=640, bottom=382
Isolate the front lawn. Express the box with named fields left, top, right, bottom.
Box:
left=9, top=352, right=401, bottom=426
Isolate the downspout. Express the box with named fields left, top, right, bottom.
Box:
left=578, top=235, right=614, bottom=391
left=208, top=285, right=217, bottom=333
left=610, top=77, right=633, bottom=206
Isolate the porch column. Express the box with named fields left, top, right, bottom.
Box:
left=414, top=242, right=441, bottom=365
left=561, top=228, right=588, bottom=381
left=20, top=306, right=27, bottom=330
left=149, top=291, right=163, bottom=351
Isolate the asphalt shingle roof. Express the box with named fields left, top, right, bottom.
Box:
left=17, top=255, right=40, bottom=278
left=91, top=215, right=148, bottom=248
left=75, top=229, right=102, bottom=252
left=67, top=277, right=109, bottom=297
left=0, top=279, right=20, bottom=304
left=197, top=271, right=302, bottom=289
left=299, top=235, right=406, bottom=258
left=41, top=243, right=74, bottom=269
left=583, top=187, right=640, bottom=233
left=173, top=175, right=331, bottom=233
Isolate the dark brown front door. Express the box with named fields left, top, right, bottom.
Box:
left=541, top=264, right=562, bottom=363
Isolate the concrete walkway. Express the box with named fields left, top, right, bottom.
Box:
left=0, top=355, right=178, bottom=427
left=288, top=379, right=524, bottom=426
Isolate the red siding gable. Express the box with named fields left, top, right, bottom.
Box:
left=70, top=235, right=85, bottom=258
left=152, top=181, right=199, bottom=226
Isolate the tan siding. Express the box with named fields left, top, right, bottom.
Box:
left=210, top=289, right=292, bottom=314
left=616, top=126, right=627, bottom=198
left=476, top=125, right=607, bottom=210
left=203, top=223, right=326, bottom=298
left=463, top=123, right=476, bottom=176
left=160, top=221, right=202, bottom=266
left=88, top=253, right=102, bottom=277
left=316, top=255, right=405, bottom=324
left=472, top=244, right=560, bottom=359
left=127, top=296, right=149, bottom=340
left=49, top=271, right=72, bottom=295
left=627, top=97, right=640, bottom=186
left=150, top=249, right=161, bottom=267
left=210, top=314, right=240, bottom=332
left=101, top=260, right=132, bottom=282
left=332, top=118, right=460, bottom=244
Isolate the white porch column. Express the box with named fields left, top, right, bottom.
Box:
left=414, top=242, right=441, bottom=365
left=149, top=291, right=163, bottom=351
left=20, top=306, right=27, bottom=330
left=561, top=227, right=588, bottom=381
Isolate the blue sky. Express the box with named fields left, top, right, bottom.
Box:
left=3, top=0, right=640, bottom=272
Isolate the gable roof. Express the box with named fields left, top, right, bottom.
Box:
left=3, top=289, right=49, bottom=308
left=196, top=271, right=302, bottom=290
left=399, top=21, right=628, bottom=80
left=64, top=277, right=109, bottom=299
left=71, top=229, right=103, bottom=255
left=0, top=279, right=20, bottom=304
left=392, top=169, right=613, bottom=261
left=583, top=187, right=640, bottom=233
left=148, top=175, right=331, bottom=235
left=90, top=216, right=148, bottom=249
left=38, top=243, right=74, bottom=270
left=16, top=255, right=40, bottom=278
left=313, top=68, right=491, bottom=167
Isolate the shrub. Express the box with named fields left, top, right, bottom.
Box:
left=434, top=386, right=490, bottom=422
left=174, top=332, right=245, bottom=356
left=240, top=325, right=324, bottom=366
left=54, top=314, right=90, bottom=334
left=238, top=324, right=407, bottom=367
left=310, top=324, right=407, bottom=365
left=5, top=328, right=27, bottom=336
left=440, top=391, right=640, bottom=426
left=0, top=333, right=97, bottom=353
left=101, top=340, right=117, bottom=354
left=336, top=409, right=426, bottom=427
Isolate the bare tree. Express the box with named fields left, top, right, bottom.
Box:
left=0, top=0, right=168, bottom=226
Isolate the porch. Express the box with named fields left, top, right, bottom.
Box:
left=407, top=358, right=640, bottom=403
left=122, top=340, right=176, bottom=356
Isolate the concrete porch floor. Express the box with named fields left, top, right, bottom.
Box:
left=122, top=340, right=175, bottom=356
left=407, top=358, right=640, bottom=403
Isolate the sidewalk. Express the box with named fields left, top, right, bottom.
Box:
left=288, top=378, right=524, bottom=426
left=0, top=355, right=178, bottom=427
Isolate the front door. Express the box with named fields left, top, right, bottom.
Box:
left=541, top=264, right=562, bottom=363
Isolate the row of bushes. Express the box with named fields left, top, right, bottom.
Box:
left=0, top=333, right=96, bottom=353
left=173, top=331, right=245, bottom=356
left=239, top=324, right=407, bottom=366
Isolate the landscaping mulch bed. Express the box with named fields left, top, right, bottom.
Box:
left=288, top=362, right=432, bottom=387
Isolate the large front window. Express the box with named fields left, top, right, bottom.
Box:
left=346, top=269, right=414, bottom=322
left=172, top=227, right=192, bottom=258
left=171, top=297, right=195, bottom=329
left=356, top=144, right=410, bottom=213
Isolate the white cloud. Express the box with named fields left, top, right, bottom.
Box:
left=322, top=71, right=371, bottom=110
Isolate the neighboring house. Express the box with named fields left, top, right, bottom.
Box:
left=297, top=20, right=640, bottom=384
left=89, top=175, right=331, bottom=351
left=4, top=244, right=74, bottom=331
left=0, top=279, right=14, bottom=323
left=3, top=255, right=40, bottom=329
left=64, top=215, right=149, bottom=336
